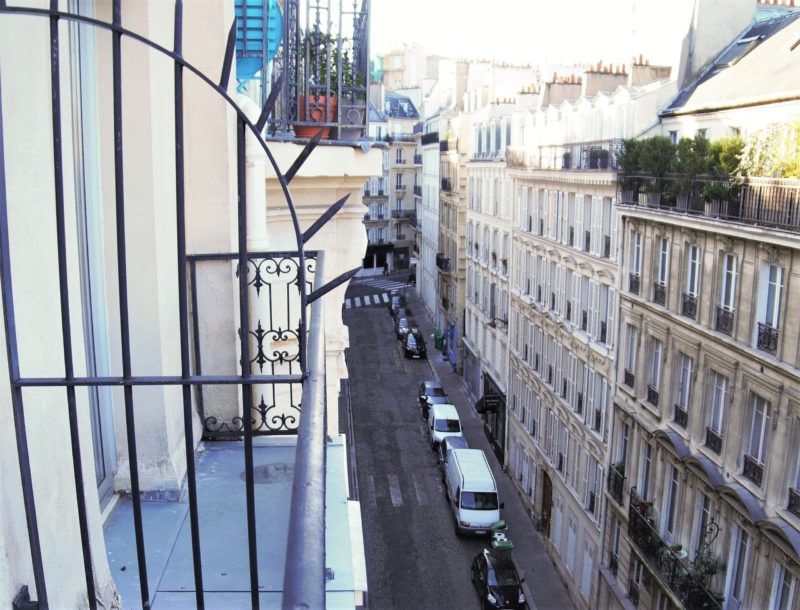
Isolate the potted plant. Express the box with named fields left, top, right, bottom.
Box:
left=597, top=148, right=609, bottom=170
left=562, top=150, right=572, bottom=169
left=294, top=28, right=338, bottom=139
left=335, top=37, right=368, bottom=140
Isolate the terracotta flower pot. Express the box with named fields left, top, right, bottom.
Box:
left=294, top=95, right=337, bottom=139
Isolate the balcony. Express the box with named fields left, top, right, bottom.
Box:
left=607, top=465, right=625, bottom=506
left=581, top=310, right=588, bottom=332
left=436, top=253, right=452, bottom=273
left=603, top=235, right=611, bottom=259
left=550, top=292, right=556, bottom=311
left=616, top=173, right=800, bottom=233
left=413, top=153, right=422, bottom=165
left=441, top=177, right=453, bottom=192
left=705, top=427, right=723, bottom=455
left=413, top=184, right=422, bottom=197
left=628, top=578, right=640, bottom=607
left=628, top=489, right=723, bottom=610
left=609, top=553, right=619, bottom=577
left=647, top=384, right=659, bottom=407
left=715, top=307, right=734, bottom=335
left=439, top=140, right=450, bottom=152
left=408, top=213, right=418, bottom=228
left=682, top=293, right=698, bottom=319
left=584, top=230, right=591, bottom=252
left=396, top=233, right=407, bottom=240
left=788, top=488, right=800, bottom=518
left=599, top=321, right=608, bottom=344
left=266, top=0, right=370, bottom=142
left=629, top=273, right=640, bottom=295
left=395, top=183, right=407, bottom=192
left=568, top=226, right=575, bottom=247
left=674, top=404, right=688, bottom=428
left=757, top=322, right=779, bottom=355
left=385, top=134, right=417, bottom=144
left=653, top=283, right=666, bottom=306
left=420, top=131, right=439, bottom=145
left=391, top=209, right=413, bottom=219
left=624, top=369, right=635, bottom=389
left=506, top=139, right=621, bottom=171
left=743, top=454, right=764, bottom=487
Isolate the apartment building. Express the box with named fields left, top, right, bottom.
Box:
left=363, top=99, right=390, bottom=269
left=503, top=64, right=676, bottom=608
left=604, top=9, right=800, bottom=610
left=0, top=1, right=379, bottom=608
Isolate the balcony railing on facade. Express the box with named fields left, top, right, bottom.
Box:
left=682, top=293, right=698, bottom=319
left=413, top=153, right=422, bottom=165
left=616, top=174, right=800, bottom=233
left=441, top=177, right=453, bottom=192
left=715, top=307, right=734, bottom=335
left=653, top=283, right=667, bottom=306
left=364, top=188, right=385, bottom=198
left=757, top=322, right=779, bottom=355
left=385, top=134, right=417, bottom=144
left=506, top=138, right=622, bottom=171
left=267, top=0, right=371, bottom=142
left=624, top=368, right=635, bottom=389
left=629, top=273, right=640, bottom=295
left=439, top=140, right=449, bottom=152
left=788, top=488, right=800, bottom=519
left=413, top=122, right=424, bottom=134
left=363, top=212, right=385, bottom=222
left=436, top=253, right=452, bottom=273
left=413, top=184, right=422, bottom=197
left=391, top=209, right=413, bottom=219
left=607, top=465, right=626, bottom=506
left=628, top=489, right=723, bottom=610
left=674, top=404, right=688, bottom=428
left=705, top=427, right=723, bottom=455
left=395, top=183, right=407, bottom=192
left=420, top=131, right=439, bottom=145
left=743, top=454, right=764, bottom=487
left=408, top=213, right=418, bottom=228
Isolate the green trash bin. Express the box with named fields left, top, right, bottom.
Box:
left=433, top=328, right=443, bottom=351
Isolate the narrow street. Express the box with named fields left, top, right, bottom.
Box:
left=344, top=279, right=485, bottom=609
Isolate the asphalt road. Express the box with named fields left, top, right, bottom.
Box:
left=344, top=287, right=485, bottom=610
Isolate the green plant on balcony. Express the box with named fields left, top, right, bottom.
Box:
left=612, top=461, right=625, bottom=476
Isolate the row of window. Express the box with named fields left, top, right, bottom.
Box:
left=516, top=186, right=617, bottom=261
left=464, top=310, right=508, bottom=374
left=466, top=269, right=509, bottom=324
left=511, top=254, right=617, bottom=350
left=473, top=119, right=511, bottom=159
left=628, top=231, right=785, bottom=357
left=467, top=174, right=511, bottom=217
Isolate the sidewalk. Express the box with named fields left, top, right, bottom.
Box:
left=407, top=290, right=575, bottom=610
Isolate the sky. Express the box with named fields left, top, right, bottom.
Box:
left=370, top=0, right=692, bottom=68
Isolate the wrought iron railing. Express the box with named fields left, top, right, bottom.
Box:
left=674, top=404, right=688, bottom=428
left=647, top=384, right=659, bottom=407
left=653, top=283, right=666, bottom=306
left=391, top=209, right=413, bottom=219
left=628, top=578, right=640, bottom=607
left=608, top=466, right=625, bottom=506
left=624, top=368, right=635, bottom=389
left=603, top=235, right=611, bottom=258
left=682, top=293, right=698, bottom=319
left=413, top=153, right=422, bottom=165
left=757, top=322, right=779, bottom=355
left=600, top=320, right=608, bottom=344
left=629, top=273, right=640, bottom=295
left=268, top=0, right=371, bottom=141
left=507, top=138, right=622, bottom=171
left=568, top=226, right=575, bottom=247
left=420, top=131, right=438, bottom=145
left=413, top=184, right=422, bottom=196
left=617, top=173, right=800, bottom=233
left=408, top=213, right=418, bottom=228
left=743, top=454, right=764, bottom=487
left=716, top=307, right=734, bottom=335
left=788, top=488, right=800, bottom=518
left=436, top=253, right=451, bottom=273
left=584, top=230, right=591, bottom=252
left=628, top=489, right=723, bottom=610
left=441, top=177, right=452, bottom=191
left=705, top=427, right=723, bottom=455
left=440, top=140, right=450, bottom=152
left=609, top=552, right=619, bottom=577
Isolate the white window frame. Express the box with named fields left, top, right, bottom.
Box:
left=770, top=562, right=798, bottom=610
left=725, top=526, right=750, bottom=609
left=720, top=253, right=737, bottom=312
left=677, top=352, right=694, bottom=409
left=650, top=338, right=663, bottom=391
left=631, top=231, right=642, bottom=276
left=686, top=244, right=701, bottom=297
left=657, top=237, right=669, bottom=285
left=747, top=394, right=771, bottom=464
left=709, top=371, right=728, bottom=435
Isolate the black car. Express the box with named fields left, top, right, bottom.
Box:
left=471, top=548, right=527, bottom=609
left=403, top=331, right=427, bottom=359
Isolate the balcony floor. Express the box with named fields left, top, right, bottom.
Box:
left=104, top=438, right=361, bottom=609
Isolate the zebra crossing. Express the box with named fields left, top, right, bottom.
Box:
left=350, top=276, right=410, bottom=292
left=364, top=472, right=437, bottom=509
left=343, top=292, right=389, bottom=310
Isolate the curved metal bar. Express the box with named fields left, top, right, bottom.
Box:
left=0, top=4, right=310, bottom=368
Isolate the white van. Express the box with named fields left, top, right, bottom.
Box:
left=444, top=449, right=502, bottom=536
left=427, top=404, right=462, bottom=449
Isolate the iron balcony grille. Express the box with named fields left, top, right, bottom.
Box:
left=413, top=185, right=422, bottom=196
left=743, top=454, right=764, bottom=487
left=629, top=273, right=640, bottom=295
left=436, top=254, right=451, bottom=273
left=788, top=488, right=800, bottom=518
left=653, top=283, right=666, bottom=306
left=603, top=235, right=611, bottom=259
left=600, top=321, right=608, bottom=344
left=628, top=578, right=640, bottom=607
left=624, top=369, right=635, bottom=389
left=0, top=3, right=371, bottom=607
left=584, top=230, right=591, bottom=252
left=566, top=301, right=572, bottom=321
left=439, top=140, right=449, bottom=152
left=568, top=226, right=574, bottom=247
left=581, top=310, right=588, bottom=331
left=628, top=489, right=723, bottom=610
left=682, top=293, right=698, bottom=319
left=647, top=384, right=659, bottom=407
left=593, top=409, right=602, bottom=432
left=757, top=322, right=779, bottom=355
left=420, top=131, right=439, bottom=145
left=607, top=466, right=625, bottom=506
left=550, top=292, right=556, bottom=310
left=441, top=177, right=452, bottom=191
left=576, top=392, right=583, bottom=415
left=674, top=404, right=688, bottom=428
left=705, top=427, right=723, bottom=455
left=616, top=173, right=800, bottom=233
left=506, top=139, right=622, bottom=172
left=716, top=307, right=734, bottom=335
left=413, top=154, right=422, bottom=164
left=609, top=553, right=619, bottom=577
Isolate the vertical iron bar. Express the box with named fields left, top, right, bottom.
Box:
left=48, top=5, right=97, bottom=608
left=237, top=117, right=260, bottom=609
left=189, top=259, right=204, bottom=422
left=111, top=1, right=150, bottom=606
left=173, top=2, right=205, bottom=607
left=0, top=65, right=50, bottom=610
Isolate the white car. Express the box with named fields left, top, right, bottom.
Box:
left=427, top=404, right=462, bottom=449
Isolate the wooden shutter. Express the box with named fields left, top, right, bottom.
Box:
left=588, top=280, right=599, bottom=339
left=591, top=196, right=603, bottom=256
left=607, top=288, right=617, bottom=348
left=610, top=199, right=619, bottom=261
left=575, top=193, right=584, bottom=244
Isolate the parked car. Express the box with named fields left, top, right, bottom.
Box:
left=471, top=548, right=526, bottom=609
left=389, top=293, right=408, bottom=318
left=395, top=316, right=416, bottom=340
left=403, top=331, right=427, bottom=359
left=427, top=403, right=462, bottom=449
left=421, top=394, right=449, bottom=420
left=437, top=435, right=469, bottom=472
